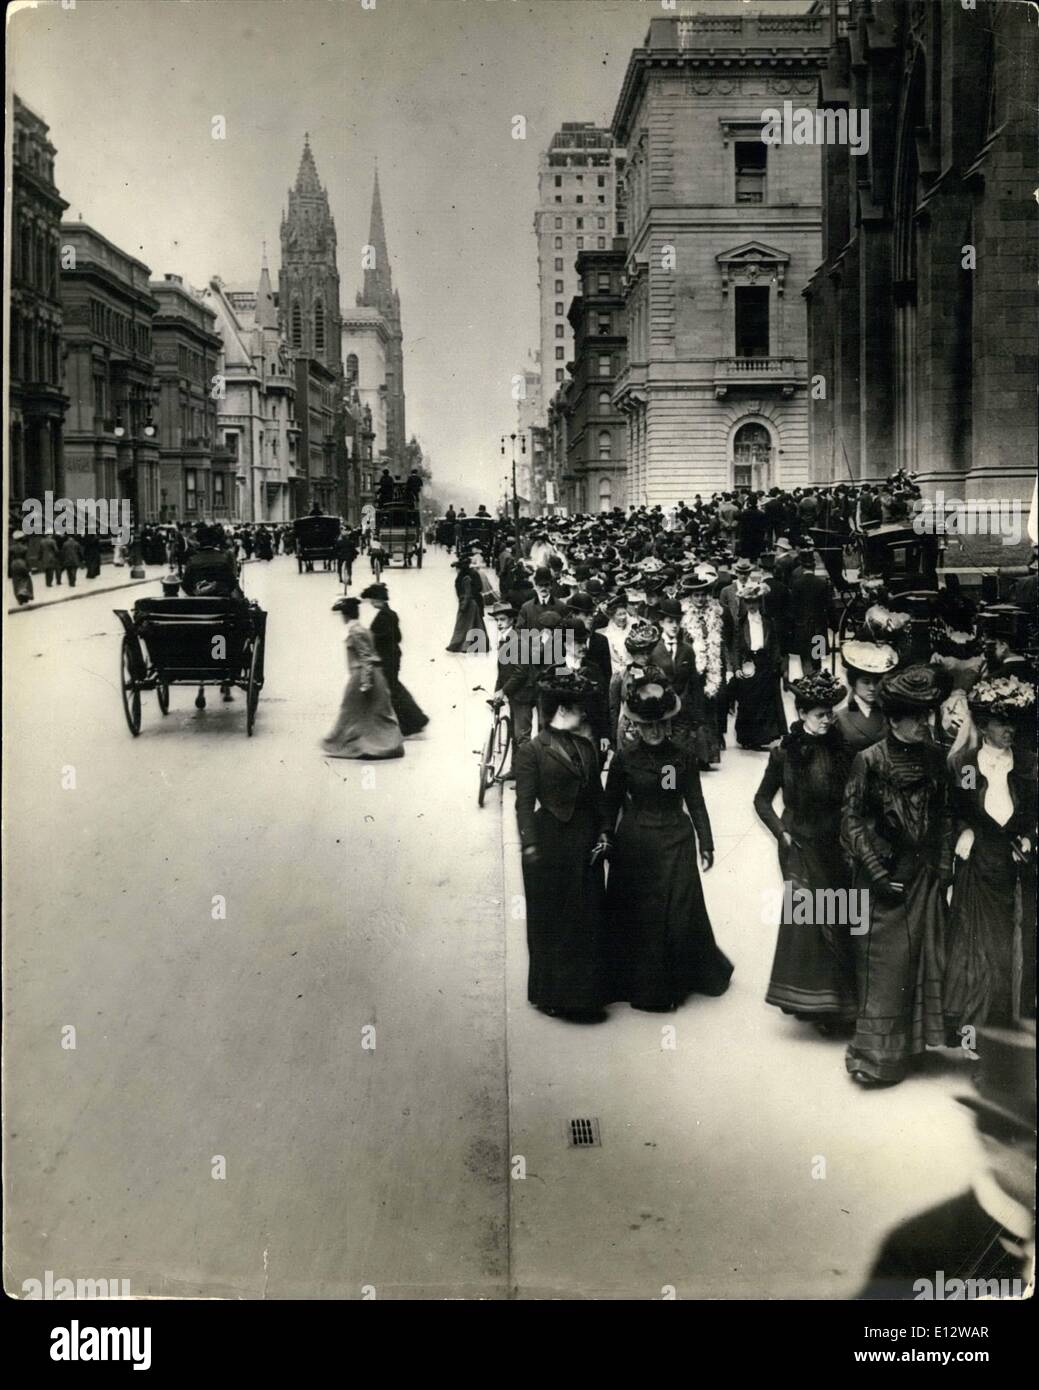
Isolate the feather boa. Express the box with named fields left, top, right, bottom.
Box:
left=681, top=599, right=724, bottom=699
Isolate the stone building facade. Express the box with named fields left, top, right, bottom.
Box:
left=150, top=275, right=222, bottom=523
left=611, top=12, right=831, bottom=506
left=60, top=223, right=160, bottom=521
left=202, top=261, right=299, bottom=523
left=805, top=0, right=1037, bottom=522
left=9, top=95, right=68, bottom=511
left=561, top=246, right=629, bottom=514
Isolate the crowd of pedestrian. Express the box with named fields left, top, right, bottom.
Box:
left=438, top=480, right=1037, bottom=1104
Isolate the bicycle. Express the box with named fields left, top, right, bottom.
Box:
left=477, top=697, right=512, bottom=807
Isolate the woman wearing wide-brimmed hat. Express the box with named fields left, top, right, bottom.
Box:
left=754, top=670, right=856, bottom=1033
left=836, top=639, right=899, bottom=754
left=944, top=675, right=1037, bottom=1034
left=840, top=665, right=954, bottom=1086
left=514, top=670, right=610, bottom=1020
left=445, top=549, right=488, bottom=653
left=608, top=618, right=660, bottom=750
left=724, top=578, right=787, bottom=750
left=320, top=596, right=404, bottom=760
left=602, top=671, right=732, bottom=1011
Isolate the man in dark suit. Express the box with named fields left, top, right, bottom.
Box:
left=181, top=525, right=243, bottom=599
left=736, top=495, right=769, bottom=560
left=651, top=597, right=698, bottom=742
left=566, top=591, right=612, bottom=687
left=517, top=566, right=564, bottom=629
left=789, top=549, right=832, bottom=675
left=364, top=582, right=429, bottom=736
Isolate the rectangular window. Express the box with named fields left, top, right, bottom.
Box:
left=185, top=468, right=198, bottom=511
left=735, top=285, right=770, bottom=357
left=598, top=354, right=611, bottom=377
left=576, top=195, right=583, bottom=204
left=597, top=196, right=605, bottom=204
left=597, top=273, right=611, bottom=291
left=555, top=347, right=564, bottom=360
left=576, top=237, right=584, bottom=249
left=94, top=376, right=106, bottom=419
left=554, top=196, right=561, bottom=204
left=735, top=141, right=767, bottom=205
left=555, top=369, right=563, bottom=382
left=598, top=316, right=610, bottom=334
left=597, top=217, right=605, bottom=229
left=555, top=302, right=563, bottom=316
left=554, top=217, right=562, bottom=229
left=576, top=217, right=583, bottom=229
left=554, top=236, right=562, bottom=249
left=555, top=324, right=564, bottom=338
left=554, top=258, right=563, bottom=271
left=617, top=221, right=625, bottom=234
left=597, top=175, right=606, bottom=187
left=554, top=280, right=563, bottom=293
left=597, top=237, right=606, bottom=249
left=554, top=175, right=561, bottom=187
left=213, top=473, right=226, bottom=505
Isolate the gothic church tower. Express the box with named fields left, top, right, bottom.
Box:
left=279, top=134, right=343, bottom=378
left=357, top=166, right=406, bottom=464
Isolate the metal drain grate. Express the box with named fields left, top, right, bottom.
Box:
left=567, top=1117, right=601, bottom=1148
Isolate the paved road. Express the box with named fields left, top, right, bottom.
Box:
left=4, top=550, right=979, bottom=1299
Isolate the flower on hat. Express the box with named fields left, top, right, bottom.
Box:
left=968, top=674, right=1036, bottom=719
left=790, top=670, right=847, bottom=709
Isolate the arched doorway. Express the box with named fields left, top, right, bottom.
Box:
left=732, top=420, right=772, bottom=491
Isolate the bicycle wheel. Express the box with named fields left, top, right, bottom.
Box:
left=493, top=713, right=512, bottom=781
left=477, top=720, right=497, bottom=807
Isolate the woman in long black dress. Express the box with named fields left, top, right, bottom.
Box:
left=514, top=671, right=610, bottom=1021
left=603, top=671, right=732, bottom=1011
left=446, top=551, right=488, bottom=653
left=945, top=675, right=1037, bottom=1034
left=754, top=671, right=856, bottom=1033
left=725, top=580, right=786, bottom=750
left=840, top=666, right=953, bottom=1086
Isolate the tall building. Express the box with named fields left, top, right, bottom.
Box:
left=534, top=123, right=625, bottom=420
left=561, top=245, right=628, bottom=514
left=806, top=0, right=1037, bottom=537
left=150, top=275, right=223, bottom=522
left=60, top=223, right=159, bottom=520
left=9, top=95, right=68, bottom=510
left=201, top=255, right=299, bottom=523
left=347, top=167, right=406, bottom=469
left=612, top=12, right=831, bottom=505
left=279, top=134, right=342, bottom=513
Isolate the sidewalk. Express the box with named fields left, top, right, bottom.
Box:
left=7, top=557, right=263, bottom=615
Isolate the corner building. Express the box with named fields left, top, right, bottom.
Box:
left=612, top=12, right=831, bottom=506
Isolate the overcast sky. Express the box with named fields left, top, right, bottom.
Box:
left=10, top=0, right=807, bottom=505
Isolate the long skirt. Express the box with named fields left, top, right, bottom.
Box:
left=765, top=836, right=857, bottom=1020
left=943, top=824, right=1030, bottom=1032
left=846, top=854, right=947, bottom=1083
left=321, top=668, right=404, bottom=759
left=522, top=802, right=607, bottom=1012
left=10, top=565, right=34, bottom=603
left=734, top=667, right=786, bottom=748
left=389, top=677, right=429, bottom=736
left=446, top=598, right=488, bottom=652
left=605, top=814, right=733, bottom=1009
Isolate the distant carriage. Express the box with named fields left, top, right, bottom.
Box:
left=293, top=515, right=341, bottom=573
left=113, top=596, right=267, bottom=737
left=455, top=515, right=496, bottom=563
left=375, top=490, right=424, bottom=567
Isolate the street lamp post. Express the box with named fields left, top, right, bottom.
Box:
left=500, top=431, right=526, bottom=555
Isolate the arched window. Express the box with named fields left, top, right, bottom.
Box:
left=291, top=301, right=303, bottom=349
left=346, top=353, right=359, bottom=385
left=314, top=299, right=325, bottom=351
left=598, top=477, right=612, bottom=511
left=598, top=389, right=611, bottom=410
left=597, top=429, right=612, bottom=460
left=732, top=421, right=772, bottom=491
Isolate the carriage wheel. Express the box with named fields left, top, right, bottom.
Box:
left=246, top=637, right=263, bottom=736
left=156, top=680, right=170, bottom=714
left=120, top=636, right=142, bottom=736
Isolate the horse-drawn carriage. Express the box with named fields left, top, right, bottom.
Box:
left=294, top=515, right=341, bottom=573
left=375, top=496, right=424, bottom=567
left=113, top=597, right=267, bottom=736
left=434, top=516, right=456, bottom=549
left=456, top=515, right=496, bottom=563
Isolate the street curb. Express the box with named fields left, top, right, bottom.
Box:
left=7, top=556, right=261, bottom=616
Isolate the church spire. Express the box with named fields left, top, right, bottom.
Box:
left=362, top=163, right=394, bottom=314
left=294, top=132, right=322, bottom=195
left=256, top=243, right=277, bottom=330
